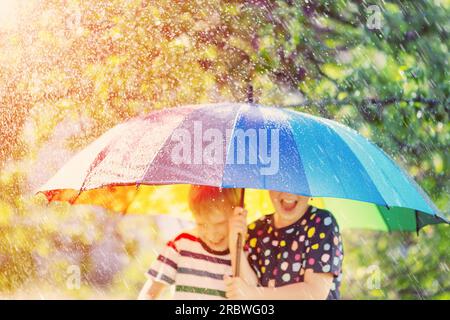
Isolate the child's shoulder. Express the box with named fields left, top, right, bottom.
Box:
left=247, top=214, right=272, bottom=231
left=173, top=228, right=197, bottom=238
left=309, top=206, right=340, bottom=230
left=169, top=229, right=200, bottom=246
left=311, top=206, right=334, bottom=218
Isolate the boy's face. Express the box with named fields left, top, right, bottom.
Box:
left=194, top=209, right=230, bottom=251
left=269, top=191, right=310, bottom=224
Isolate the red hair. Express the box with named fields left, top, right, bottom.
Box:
left=188, top=185, right=241, bottom=216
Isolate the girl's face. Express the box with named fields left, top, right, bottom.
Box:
left=194, top=209, right=230, bottom=251
left=269, top=191, right=310, bottom=227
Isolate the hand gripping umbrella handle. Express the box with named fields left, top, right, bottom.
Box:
left=234, top=188, right=245, bottom=277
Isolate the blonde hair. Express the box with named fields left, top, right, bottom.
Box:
left=188, top=185, right=241, bottom=217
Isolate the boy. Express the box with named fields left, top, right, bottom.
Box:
left=139, top=185, right=242, bottom=300
left=226, top=191, right=344, bottom=300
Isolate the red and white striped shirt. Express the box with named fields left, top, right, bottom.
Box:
left=147, top=232, right=232, bottom=300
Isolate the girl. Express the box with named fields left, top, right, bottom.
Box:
left=226, top=191, right=343, bottom=300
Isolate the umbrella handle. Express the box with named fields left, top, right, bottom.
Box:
left=234, top=234, right=242, bottom=277
left=234, top=188, right=245, bottom=277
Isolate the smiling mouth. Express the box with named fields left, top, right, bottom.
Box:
left=280, top=199, right=298, bottom=211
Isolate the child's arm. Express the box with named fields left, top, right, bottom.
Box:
left=225, top=269, right=333, bottom=300
left=228, top=207, right=258, bottom=286
left=140, top=234, right=181, bottom=300
left=137, top=279, right=168, bottom=300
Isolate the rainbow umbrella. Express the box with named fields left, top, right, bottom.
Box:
left=37, top=103, right=448, bottom=232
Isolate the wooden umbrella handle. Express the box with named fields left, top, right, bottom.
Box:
left=234, top=234, right=242, bottom=277
left=234, top=188, right=245, bottom=277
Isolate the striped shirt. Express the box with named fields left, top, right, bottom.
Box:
left=147, top=232, right=232, bottom=300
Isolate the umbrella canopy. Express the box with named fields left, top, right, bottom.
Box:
left=37, top=103, right=448, bottom=232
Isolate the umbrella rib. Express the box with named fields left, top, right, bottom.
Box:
left=112, top=107, right=201, bottom=213
left=319, top=116, right=445, bottom=229
left=68, top=121, right=139, bottom=204
left=272, top=107, right=310, bottom=194
left=72, top=108, right=193, bottom=205
left=286, top=109, right=395, bottom=231
left=122, top=184, right=141, bottom=215
left=316, top=117, right=393, bottom=231
left=220, top=103, right=246, bottom=188
left=70, top=143, right=115, bottom=205
left=137, top=106, right=199, bottom=186
left=314, top=114, right=390, bottom=207
left=283, top=109, right=349, bottom=199
left=380, top=206, right=391, bottom=233
left=325, top=115, right=435, bottom=215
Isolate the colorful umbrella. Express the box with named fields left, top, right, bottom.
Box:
left=37, top=103, right=448, bottom=232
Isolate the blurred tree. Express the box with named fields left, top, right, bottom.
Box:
left=249, top=0, right=449, bottom=299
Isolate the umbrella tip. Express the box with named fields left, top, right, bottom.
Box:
left=247, top=84, right=254, bottom=104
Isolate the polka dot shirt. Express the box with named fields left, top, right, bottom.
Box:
left=245, top=206, right=344, bottom=300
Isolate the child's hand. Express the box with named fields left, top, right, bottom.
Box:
left=224, top=275, right=257, bottom=300
left=229, top=206, right=248, bottom=251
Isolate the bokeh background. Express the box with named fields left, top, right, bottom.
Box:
left=0, top=0, right=448, bottom=299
